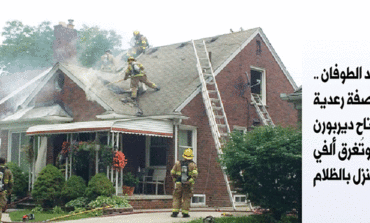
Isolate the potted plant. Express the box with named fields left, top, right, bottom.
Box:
left=122, top=172, right=139, bottom=196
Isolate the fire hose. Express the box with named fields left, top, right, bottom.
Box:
left=45, top=205, right=112, bottom=222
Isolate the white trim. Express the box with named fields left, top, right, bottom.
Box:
left=174, top=125, right=178, bottom=164
left=175, top=28, right=298, bottom=113
left=0, top=67, right=53, bottom=106
left=250, top=66, right=266, bottom=105
left=177, top=125, right=197, bottom=163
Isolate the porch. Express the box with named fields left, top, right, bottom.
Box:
left=25, top=118, right=175, bottom=196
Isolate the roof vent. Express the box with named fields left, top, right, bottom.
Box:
left=207, top=37, right=219, bottom=43
left=147, top=47, right=159, bottom=55
left=177, top=42, right=188, bottom=49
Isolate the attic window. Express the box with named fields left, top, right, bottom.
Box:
left=256, top=40, right=262, bottom=55
left=177, top=42, right=188, bottom=49
left=147, top=47, right=159, bottom=55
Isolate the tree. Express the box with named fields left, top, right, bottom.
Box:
left=221, top=126, right=302, bottom=221
left=0, top=21, right=122, bottom=74
left=0, top=20, right=54, bottom=74
left=77, top=25, right=122, bottom=67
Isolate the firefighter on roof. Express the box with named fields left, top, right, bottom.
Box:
left=170, top=148, right=198, bottom=218
left=123, top=57, right=160, bottom=100
left=100, top=50, right=116, bottom=72
left=0, top=157, right=13, bottom=221
left=132, top=31, right=149, bottom=55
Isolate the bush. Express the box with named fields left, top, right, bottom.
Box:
left=65, top=197, right=89, bottom=208
left=52, top=206, right=64, bottom=214
left=85, top=173, right=115, bottom=201
left=88, top=196, right=131, bottom=208
left=61, top=175, right=86, bottom=203
left=7, top=162, right=29, bottom=198
left=31, top=164, right=65, bottom=207
left=221, top=126, right=302, bottom=221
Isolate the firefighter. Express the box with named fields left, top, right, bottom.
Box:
left=100, top=50, right=116, bottom=72
left=170, top=148, right=198, bottom=218
left=0, top=157, right=13, bottom=221
left=132, top=31, right=149, bottom=55
left=123, top=57, right=160, bottom=101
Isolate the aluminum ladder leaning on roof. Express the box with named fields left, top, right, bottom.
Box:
left=192, top=39, right=236, bottom=210
left=250, top=93, right=275, bottom=126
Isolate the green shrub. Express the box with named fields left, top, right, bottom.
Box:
left=52, top=206, right=64, bottom=214
left=31, top=164, right=65, bottom=207
left=7, top=162, right=29, bottom=198
left=85, top=173, right=115, bottom=201
left=61, top=175, right=86, bottom=203
left=88, top=196, right=131, bottom=208
left=65, top=197, right=89, bottom=208
left=31, top=205, right=43, bottom=214
left=221, top=126, right=302, bottom=221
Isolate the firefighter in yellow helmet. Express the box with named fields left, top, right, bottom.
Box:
left=132, top=31, right=149, bottom=55
left=170, top=148, right=198, bottom=218
left=123, top=57, right=160, bottom=100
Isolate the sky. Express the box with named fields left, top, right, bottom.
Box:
left=1, top=1, right=369, bottom=88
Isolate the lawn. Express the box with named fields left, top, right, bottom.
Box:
left=9, top=209, right=103, bottom=222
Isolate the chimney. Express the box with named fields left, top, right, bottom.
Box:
left=53, top=19, right=78, bottom=63
left=67, top=19, right=74, bottom=29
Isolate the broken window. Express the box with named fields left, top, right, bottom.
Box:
left=250, top=67, right=266, bottom=105
left=251, top=69, right=262, bottom=95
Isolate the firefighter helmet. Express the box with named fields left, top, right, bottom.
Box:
left=133, top=31, right=140, bottom=36
left=182, top=148, right=194, bottom=160
left=127, top=56, right=135, bottom=62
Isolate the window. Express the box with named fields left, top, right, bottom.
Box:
left=233, top=195, right=247, bottom=206
left=256, top=40, right=262, bottom=55
left=178, top=126, right=197, bottom=162
left=10, top=132, right=29, bottom=172
left=146, top=136, right=167, bottom=167
left=191, top=194, right=206, bottom=207
left=250, top=67, right=266, bottom=105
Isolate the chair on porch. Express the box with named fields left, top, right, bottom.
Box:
left=141, top=168, right=166, bottom=195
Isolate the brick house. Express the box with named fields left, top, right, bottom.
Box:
left=0, top=22, right=298, bottom=209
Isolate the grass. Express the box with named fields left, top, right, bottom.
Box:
left=9, top=209, right=103, bottom=222
left=186, top=214, right=299, bottom=223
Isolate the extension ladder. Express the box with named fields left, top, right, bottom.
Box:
left=192, top=39, right=236, bottom=210
left=251, top=93, right=275, bottom=126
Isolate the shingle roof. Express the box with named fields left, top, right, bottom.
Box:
left=87, top=28, right=260, bottom=116
left=2, top=27, right=297, bottom=119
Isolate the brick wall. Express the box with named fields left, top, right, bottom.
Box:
left=179, top=34, right=298, bottom=208
left=34, top=73, right=105, bottom=122
left=129, top=198, right=173, bottom=209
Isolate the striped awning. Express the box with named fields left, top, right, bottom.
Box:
left=26, top=119, right=173, bottom=138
